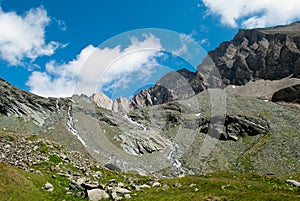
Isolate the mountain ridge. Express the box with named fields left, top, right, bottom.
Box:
left=130, top=22, right=300, bottom=109
left=0, top=22, right=300, bottom=178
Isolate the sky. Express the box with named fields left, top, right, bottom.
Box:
left=1, top=0, right=300, bottom=98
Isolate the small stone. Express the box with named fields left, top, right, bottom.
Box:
left=124, top=194, right=132, bottom=199
left=82, top=181, right=100, bottom=189
left=174, top=183, right=181, bottom=188
left=111, top=191, right=122, bottom=201
left=162, top=184, right=169, bottom=191
left=188, top=184, right=196, bottom=188
left=109, top=179, right=117, bottom=183
left=4, top=144, right=10, bottom=149
left=136, top=184, right=151, bottom=189
left=152, top=182, right=161, bottom=188
left=73, top=172, right=82, bottom=176
left=114, top=187, right=131, bottom=194
left=194, top=188, right=199, bottom=192
left=69, top=180, right=85, bottom=191
left=118, top=182, right=125, bottom=187
left=42, top=182, right=54, bottom=192
left=92, top=171, right=102, bottom=179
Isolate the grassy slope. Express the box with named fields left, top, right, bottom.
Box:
left=0, top=161, right=299, bottom=201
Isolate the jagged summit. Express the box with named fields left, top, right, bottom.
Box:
left=129, top=22, right=300, bottom=109
left=202, top=21, right=300, bottom=86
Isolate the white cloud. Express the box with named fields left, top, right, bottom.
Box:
left=199, top=38, right=209, bottom=46
left=27, top=34, right=162, bottom=97
left=0, top=7, right=62, bottom=66
left=203, top=0, right=300, bottom=28
left=56, top=19, right=67, bottom=31
left=172, top=34, right=194, bottom=56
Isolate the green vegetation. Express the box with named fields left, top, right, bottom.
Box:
left=1, top=161, right=299, bottom=201
left=130, top=173, right=300, bottom=201
left=0, top=162, right=85, bottom=201
left=49, top=154, right=63, bottom=164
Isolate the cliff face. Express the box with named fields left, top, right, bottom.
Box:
left=92, top=92, right=130, bottom=113
left=201, top=22, right=300, bottom=86
left=130, top=68, right=206, bottom=109
left=130, top=22, right=300, bottom=109
left=0, top=78, right=70, bottom=126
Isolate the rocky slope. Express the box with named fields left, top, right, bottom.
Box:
left=0, top=78, right=70, bottom=126
left=0, top=23, right=300, bottom=178
left=1, top=75, right=299, bottom=177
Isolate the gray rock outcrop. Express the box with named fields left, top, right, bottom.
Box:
left=130, top=68, right=206, bottom=109
left=130, top=22, right=300, bottom=109
left=92, top=92, right=129, bottom=113
left=199, top=22, right=300, bottom=86
left=0, top=78, right=70, bottom=126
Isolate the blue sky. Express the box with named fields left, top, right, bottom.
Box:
left=1, top=0, right=300, bottom=98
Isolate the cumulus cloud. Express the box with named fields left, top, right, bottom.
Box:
left=27, top=34, right=162, bottom=97
left=0, top=7, right=62, bottom=66
left=203, top=0, right=300, bottom=28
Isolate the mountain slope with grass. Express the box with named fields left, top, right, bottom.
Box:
left=0, top=22, right=300, bottom=200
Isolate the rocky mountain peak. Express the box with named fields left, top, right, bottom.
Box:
left=130, top=68, right=206, bottom=109
left=92, top=92, right=129, bottom=113
left=130, top=22, right=300, bottom=109
left=202, top=22, right=300, bottom=86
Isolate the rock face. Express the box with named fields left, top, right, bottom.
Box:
left=271, top=84, right=300, bottom=104
left=199, top=22, right=300, bottom=86
left=92, top=92, right=114, bottom=111
left=130, top=69, right=206, bottom=109
left=0, top=78, right=70, bottom=126
left=130, top=22, right=300, bottom=109
left=112, top=97, right=130, bottom=113
left=92, top=92, right=129, bottom=113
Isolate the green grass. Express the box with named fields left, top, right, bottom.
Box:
left=0, top=162, right=87, bottom=201
left=130, top=172, right=300, bottom=201
left=1, top=161, right=299, bottom=201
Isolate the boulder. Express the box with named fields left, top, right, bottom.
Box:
left=87, top=189, right=110, bottom=201
left=286, top=180, right=300, bottom=188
